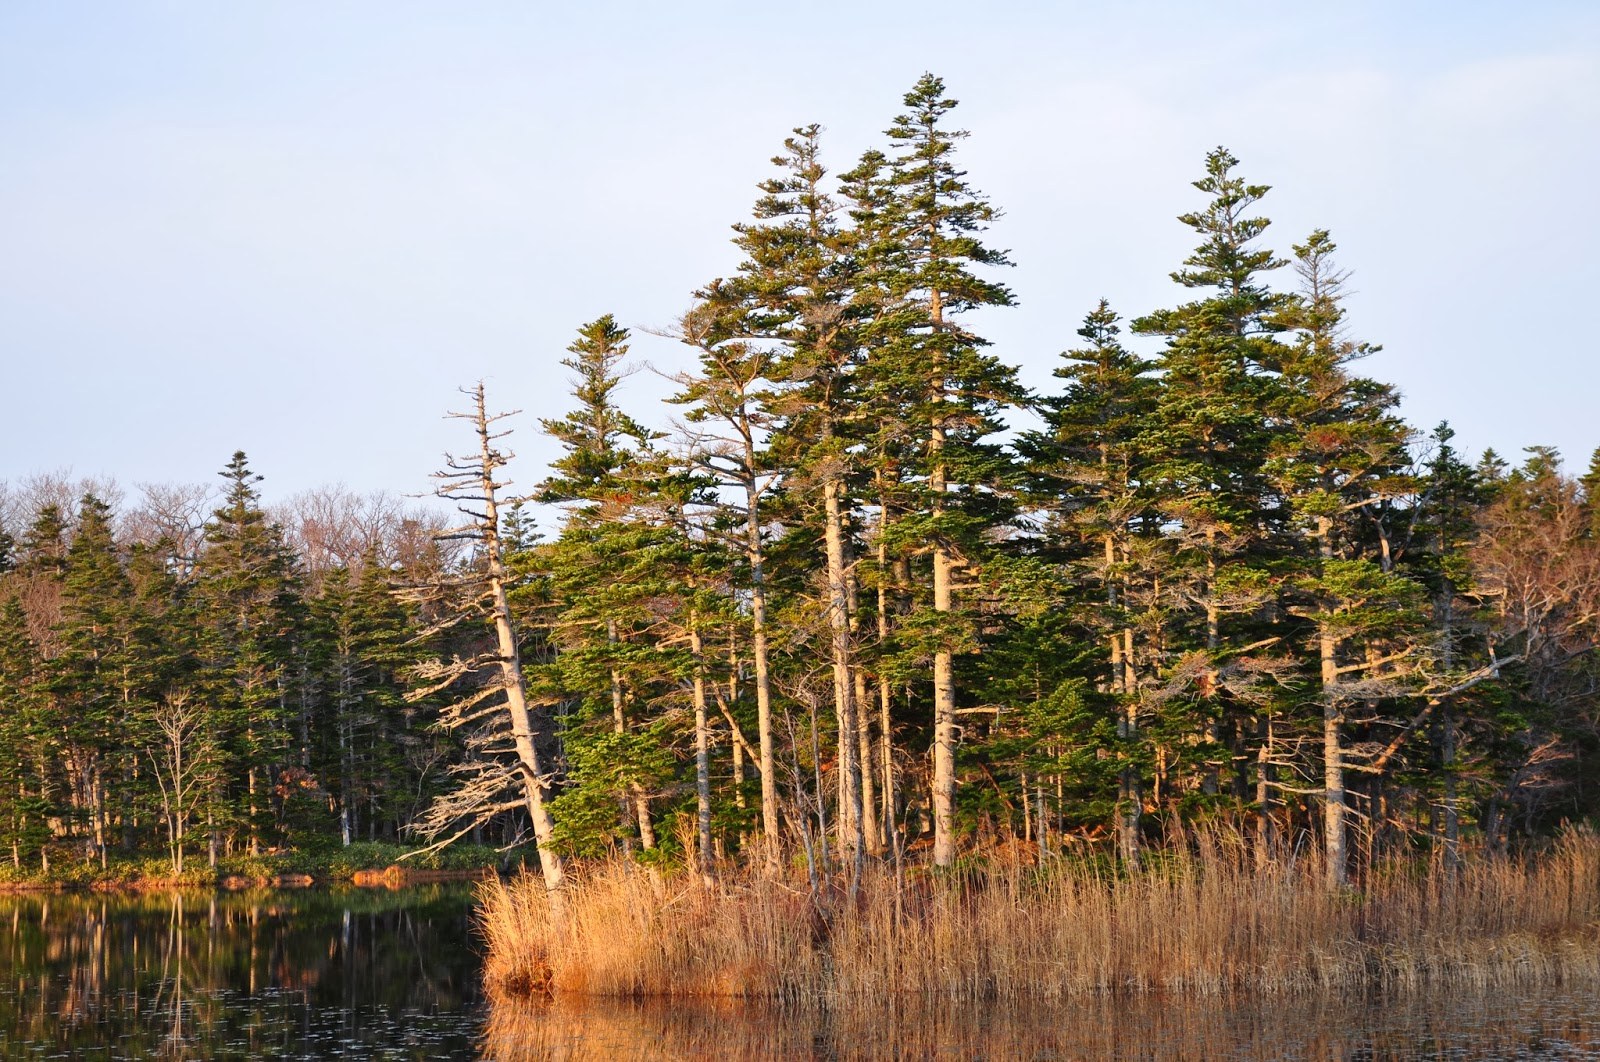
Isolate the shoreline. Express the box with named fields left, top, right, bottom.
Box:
left=0, top=866, right=497, bottom=895
left=479, top=832, right=1600, bottom=1002
left=0, top=841, right=510, bottom=894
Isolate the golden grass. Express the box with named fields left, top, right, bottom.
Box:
left=478, top=829, right=1600, bottom=1002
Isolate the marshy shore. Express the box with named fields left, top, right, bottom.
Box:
left=478, top=830, right=1600, bottom=1002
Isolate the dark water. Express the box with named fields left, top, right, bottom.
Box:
left=0, top=887, right=484, bottom=1059
left=0, top=887, right=1597, bottom=1060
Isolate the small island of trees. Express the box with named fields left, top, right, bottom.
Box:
left=2, top=74, right=1597, bottom=998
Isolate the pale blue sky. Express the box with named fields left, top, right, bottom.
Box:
left=2, top=2, right=1597, bottom=502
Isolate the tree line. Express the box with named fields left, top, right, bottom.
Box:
left=2, top=74, right=1597, bottom=884
left=0, top=472, right=457, bottom=873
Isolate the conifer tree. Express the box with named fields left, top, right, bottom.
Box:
left=1133, top=147, right=1290, bottom=815
left=861, top=73, right=1024, bottom=866
left=672, top=302, right=785, bottom=862
left=312, top=554, right=416, bottom=845
left=539, top=316, right=657, bottom=503
left=0, top=598, right=50, bottom=868
left=9, top=506, right=70, bottom=871
left=1266, top=230, right=1424, bottom=885
left=721, top=124, right=871, bottom=866
left=690, top=124, right=873, bottom=862
left=194, top=452, right=302, bottom=858
left=537, top=316, right=676, bottom=857
left=1414, top=422, right=1484, bottom=865
left=1580, top=447, right=1600, bottom=539
left=50, top=494, right=132, bottom=866
left=1018, top=300, right=1157, bottom=862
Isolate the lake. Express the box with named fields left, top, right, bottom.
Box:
left=0, top=887, right=1596, bottom=1059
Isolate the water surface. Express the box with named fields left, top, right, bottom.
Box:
left=482, top=991, right=1600, bottom=1060
left=0, top=886, right=483, bottom=1059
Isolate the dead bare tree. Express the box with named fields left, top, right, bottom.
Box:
left=405, top=382, right=565, bottom=897
left=146, top=690, right=218, bottom=876
left=122, top=482, right=212, bottom=574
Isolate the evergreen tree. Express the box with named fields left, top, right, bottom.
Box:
left=194, top=452, right=302, bottom=858
left=0, top=598, right=51, bottom=868
left=1132, top=147, right=1290, bottom=820
left=672, top=301, right=786, bottom=861
left=1579, top=447, right=1600, bottom=538
left=312, top=555, right=416, bottom=845
left=538, top=315, right=657, bottom=504
left=857, top=73, right=1024, bottom=867
left=50, top=494, right=133, bottom=866
left=705, top=124, right=871, bottom=863
left=1261, top=230, right=1422, bottom=885
left=741, top=124, right=873, bottom=867
left=1017, top=300, right=1158, bottom=862
left=536, top=316, right=679, bottom=858
left=1413, top=422, right=1485, bottom=865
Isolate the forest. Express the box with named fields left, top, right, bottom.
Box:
left=1, top=73, right=1598, bottom=902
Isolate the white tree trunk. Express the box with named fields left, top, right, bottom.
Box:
left=823, top=476, right=864, bottom=871
left=472, top=386, right=565, bottom=897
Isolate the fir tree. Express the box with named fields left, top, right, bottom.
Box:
left=702, top=124, right=870, bottom=863
left=743, top=124, right=873, bottom=867
left=194, top=452, right=302, bottom=858
left=1133, top=147, right=1291, bottom=817
left=1262, top=230, right=1421, bottom=885
left=1017, top=300, right=1158, bottom=863
left=537, top=317, right=678, bottom=857
left=50, top=494, right=133, bottom=866
left=672, top=300, right=786, bottom=862
left=0, top=598, right=51, bottom=869
left=862, top=73, right=1024, bottom=866
left=312, top=555, right=416, bottom=845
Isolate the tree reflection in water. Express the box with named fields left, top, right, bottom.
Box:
left=0, top=887, right=483, bottom=1059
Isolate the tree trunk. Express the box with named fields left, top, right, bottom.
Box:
left=743, top=478, right=782, bottom=866
left=1438, top=586, right=1460, bottom=873
left=1110, top=535, right=1141, bottom=869
left=1316, top=516, right=1347, bottom=891
left=1442, top=703, right=1460, bottom=872
left=823, top=476, right=864, bottom=872
left=91, top=765, right=106, bottom=870
left=689, top=622, right=715, bottom=884
left=1255, top=714, right=1274, bottom=868
left=339, top=669, right=353, bottom=848
left=931, top=518, right=958, bottom=867
left=473, top=388, right=565, bottom=898
left=605, top=620, right=642, bottom=854
left=854, top=667, right=880, bottom=856
left=876, top=503, right=899, bottom=856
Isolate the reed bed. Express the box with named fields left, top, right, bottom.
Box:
left=478, top=829, right=1600, bottom=1001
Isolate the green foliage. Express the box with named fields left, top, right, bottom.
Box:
left=0, top=78, right=1593, bottom=886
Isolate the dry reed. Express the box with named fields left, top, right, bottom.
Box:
left=478, top=828, right=1600, bottom=1002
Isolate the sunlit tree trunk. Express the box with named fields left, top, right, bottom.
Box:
left=689, top=620, right=715, bottom=884
left=1316, top=516, right=1348, bottom=890
left=468, top=384, right=565, bottom=897
left=823, top=477, right=865, bottom=872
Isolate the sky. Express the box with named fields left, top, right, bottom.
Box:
left=2, top=1, right=1597, bottom=507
